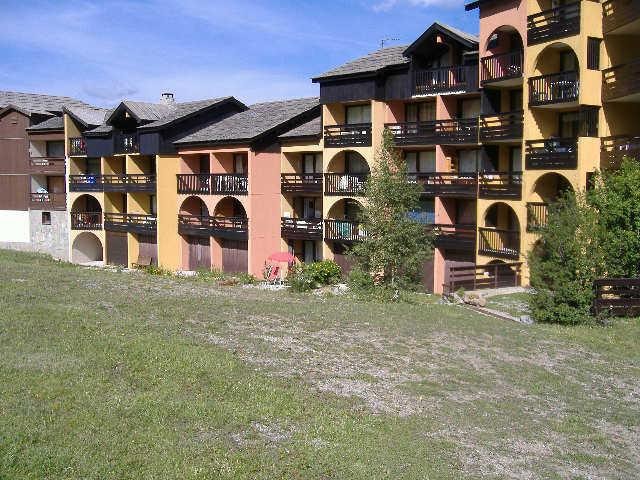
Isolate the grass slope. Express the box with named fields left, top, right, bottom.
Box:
left=0, top=250, right=638, bottom=479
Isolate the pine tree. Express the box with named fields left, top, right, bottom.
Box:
left=351, top=128, right=433, bottom=290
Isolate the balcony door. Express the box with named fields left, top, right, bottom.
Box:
left=46, top=140, right=65, bottom=158
left=406, top=151, right=435, bottom=174
left=294, top=197, right=321, bottom=220
left=233, top=153, right=247, bottom=174
left=405, top=102, right=435, bottom=122
left=47, top=176, right=65, bottom=194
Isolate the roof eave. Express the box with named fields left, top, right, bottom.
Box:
left=403, top=23, right=478, bottom=57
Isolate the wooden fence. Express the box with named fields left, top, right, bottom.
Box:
left=593, top=278, right=640, bottom=316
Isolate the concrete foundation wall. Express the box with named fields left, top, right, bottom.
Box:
left=0, top=210, right=69, bottom=260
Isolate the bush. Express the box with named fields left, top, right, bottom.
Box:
left=237, top=272, right=257, bottom=285
left=287, top=260, right=343, bottom=293
left=195, top=268, right=224, bottom=281
left=347, top=267, right=375, bottom=294
left=143, top=265, right=173, bottom=276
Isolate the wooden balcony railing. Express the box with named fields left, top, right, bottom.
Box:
left=176, top=174, right=248, bottom=195
left=114, top=132, right=139, bottom=154
left=478, top=227, right=520, bottom=259
left=602, top=59, right=640, bottom=102
left=427, top=223, right=477, bottom=251
left=281, top=173, right=323, bottom=193
left=104, top=213, right=157, bottom=233
left=68, top=137, right=86, bottom=156
left=443, top=262, right=522, bottom=294
left=324, top=219, right=366, bottom=242
left=71, top=211, right=102, bottom=230
left=525, top=138, right=578, bottom=169
left=526, top=202, right=549, bottom=232
left=29, top=192, right=66, bottom=210
left=529, top=71, right=579, bottom=106
left=69, top=174, right=104, bottom=192
left=479, top=111, right=523, bottom=142
left=324, top=173, right=368, bottom=195
left=177, top=214, right=248, bottom=239
left=527, top=1, right=581, bottom=45
left=413, top=172, right=478, bottom=198
left=481, top=51, right=523, bottom=83
left=413, top=64, right=479, bottom=96
left=102, top=174, right=156, bottom=192
left=281, top=217, right=323, bottom=239
left=603, top=0, right=640, bottom=34
left=601, top=135, right=640, bottom=168
left=324, top=123, right=372, bottom=148
left=385, top=118, right=478, bottom=145
left=478, top=172, right=523, bottom=199
left=29, top=157, right=65, bottom=173
left=593, top=278, right=640, bottom=317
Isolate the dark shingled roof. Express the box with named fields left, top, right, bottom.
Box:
left=138, top=97, right=239, bottom=130
left=26, top=116, right=64, bottom=132
left=279, top=116, right=322, bottom=140
left=175, top=97, right=320, bottom=146
left=64, top=105, right=111, bottom=128
left=0, top=90, right=90, bottom=116
left=312, top=45, right=409, bottom=81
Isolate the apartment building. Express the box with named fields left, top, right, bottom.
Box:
left=0, top=91, right=91, bottom=259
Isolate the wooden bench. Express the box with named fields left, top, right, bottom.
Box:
left=132, top=255, right=153, bottom=269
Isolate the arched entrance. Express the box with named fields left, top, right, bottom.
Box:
left=70, top=195, right=102, bottom=230
left=527, top=173, right=573, bottom=230
left=326, top=151, right=370, bottom=195
left=71, top=232, right=103, bottom=264
left=179, top=196, right=211, bottom=271
left=479, top=202, right=520, bottom=259
left=213, top=196, right=248, bottom=274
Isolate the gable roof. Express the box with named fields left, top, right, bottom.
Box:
left=64, top=105, right=111, bottom=129
left=138, top=97, right=246, bottom=131
left=26, top=116, right=64, bottom=132
left=0, top=90, right=90, bottom=116
left=312, top=45, right=409, bottom=82
left=404, top=22, right=478, bottom=56
left=278, top=116, right=322, bottom=141
left=175, top=97, right=320, bottom=146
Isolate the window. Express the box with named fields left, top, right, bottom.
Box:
left=459, top=98, right=481, bottom=118
left=560, top=51, right=578, bottom=72
left=345, top=104, right=371, bottom=124
left=150, top=195, right=157, bottom=216
left=46, top=140, right=65, bottom=157
left=487, top=33, right=499, bottom=50
left=587, top=37, right=601, bottom=71
left=580, top=107, right=599, bottom=137
left=559, top=108, right=598, bottom=137
left=509, top=90, right=523, bottom=112
left=41, top=212, right=51, bottom=225
left=233, top=154, right=247, bottom=173
left=303, top=240, right=319, bottom=263
left=405, top=102, right=435, bottom=122
left=510, top=147, right=522, bottom=172
left=85, top=158, right=101, bottom=175
left=302, top=153, right=321, bottom=173
left=459, top=149, right=480, bottom=173
left=405, top=151, right=436, bottom=172
left=559, top=111, right=580, bottom=138
left=199, top=154, right=210, bottom=173
left=408, top=199, right=435, bottom=225
left=345, top=152, right=369, bottom=173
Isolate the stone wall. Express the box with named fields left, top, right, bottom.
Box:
left=0, top=210, right=69, bottom=261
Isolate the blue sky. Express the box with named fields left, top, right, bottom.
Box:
left=0, top=0, right=478, bottom=107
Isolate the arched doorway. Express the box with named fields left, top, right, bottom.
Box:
left=530, top=42, right=579, bottom=106
left=325, top=151, right=370, bottom=195
left=179, top=196, right=211, bottom=271
left=527, top=173, right=573, bottom=230
left=213, top=197, right=248, bottom=273
left=482, top=25, right=524, bottom=85
left=71, top=232, right=103, bottom=264
left=70, top=195, right=102, bottom=230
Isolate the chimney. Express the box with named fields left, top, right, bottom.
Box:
left=160, top=92, right=175, bottom=104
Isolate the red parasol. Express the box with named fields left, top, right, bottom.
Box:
left=267, top=251, right=297, bottom=264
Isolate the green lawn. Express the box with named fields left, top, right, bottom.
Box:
left=0, top=250, right=638, bottom=479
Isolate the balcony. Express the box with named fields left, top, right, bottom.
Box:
left=324, top=123, right=372, bottom=148
left=69, top=174, right=104, bottom=192
left=115, top=132, right=139, bottom=154
left=281, top=217, right=323, bottom=239
left=526, top=202, right=548, bottom=232
left=414, top=172, right=478, bottom=198
left=527, top=2, right=581, bottom=45
left=324, top=173, right=368, bottom=196
left=385, top=118, right=478, bottom=146
left=68, top=137, right=86, bottom=156
left=478, top=172, right=522, bottom=199
left=29, top=192, right=66, bottom=211
left=529, top=71, right=579, bottom=107
left=176, top=174, right=248, bottom=195
left=281, top=173, right=323, bottom=194
left=602, top=59, right=640, bottom=102
left=104, top=213, right=157, bottom=234
left=324, top=219, right=366, bottom=242
left=601, top=135, right=640, bottom=168
left=480, top=51, right=523, bottom=86
left=412, top=64, right=479, bottom=96
left=177, top=214, right=248, bottom=240
left=102, top=174, right=156, bottom=192
left=444, top=262, right=522, bottom=294
left=71, top=211, right=102, bottom=230
left=29, top=156, right=65, bottom=174
left=428, top=224, right=477, bottom=251
left=478, top=227, right=520, bottom=259
left=603, top=0, right=640, bottom=35
left=525, top=139, right=578, bottom=169
left=479, top=111, right=523, bottom=142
